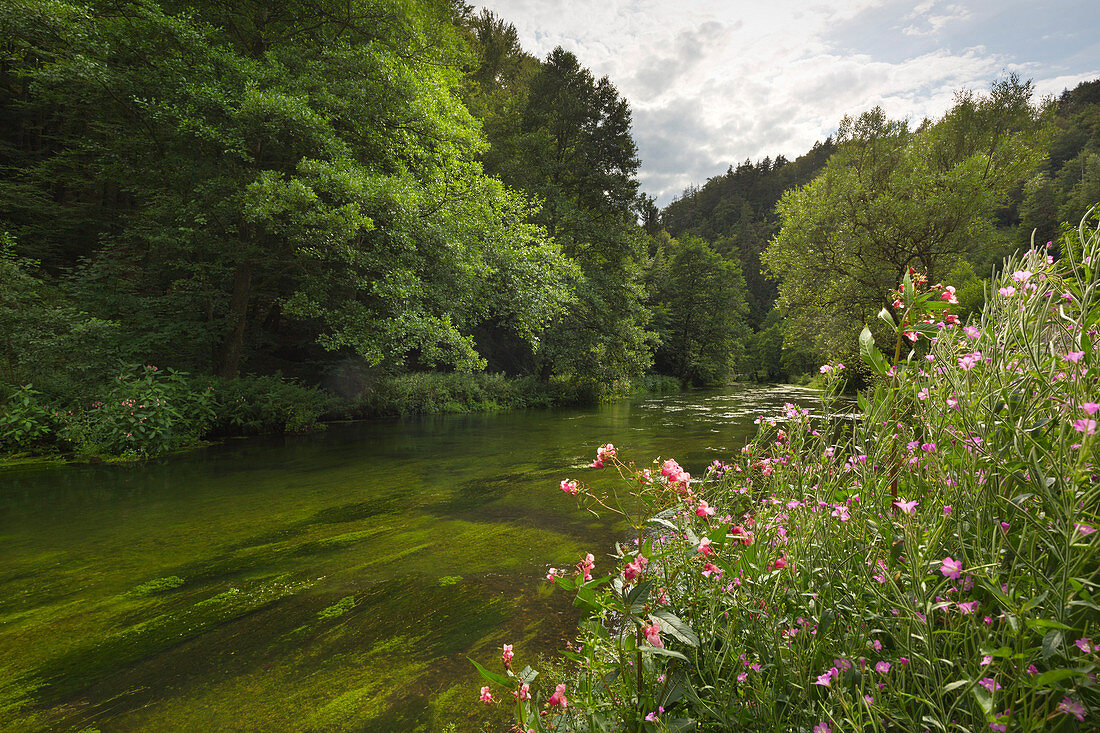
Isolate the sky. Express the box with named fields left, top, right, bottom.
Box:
left=474, top=0, right=1100, bottom=206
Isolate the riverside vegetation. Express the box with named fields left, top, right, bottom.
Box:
left=7, top=1, right=1100, bottom=467
left=473, top=213, right=1100, bottom=731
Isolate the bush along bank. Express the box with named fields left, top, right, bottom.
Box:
left=473, top=213, right=1100, bottom=731
left=0, top=367, right=329, bottom=462
left=1, top=367, right=685, bottom=462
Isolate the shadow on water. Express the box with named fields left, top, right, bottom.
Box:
left=0, top=384, right=818, bottom=731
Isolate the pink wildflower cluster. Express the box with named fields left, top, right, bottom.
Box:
left=661, top=458, right=691, bottom=492
left=591, top=443, right=616, bottom=468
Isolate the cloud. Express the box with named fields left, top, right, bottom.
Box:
left=901, top=1, right=972, bottom=36
left=476, top=0, right=1100, bottom=205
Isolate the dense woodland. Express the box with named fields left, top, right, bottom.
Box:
left=1, top=0, right=1099, bottom=458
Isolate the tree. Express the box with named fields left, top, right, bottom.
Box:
left=648, top=235, right=749, bottom=386
left=763, top=77, right=1049, bottom=361
left=484, top=47, right=654, bottom=385
left=0, top=0, right=574, bottom=380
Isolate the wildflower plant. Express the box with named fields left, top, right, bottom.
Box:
left=474, top=210, right=1100, bottom=731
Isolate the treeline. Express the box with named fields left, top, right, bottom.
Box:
left=0, top=1, right=743, bottom=458
left=662, top=77, right=1100, bottom=379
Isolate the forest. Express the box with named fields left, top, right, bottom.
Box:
left=2, top=0, right=1099, bottom=461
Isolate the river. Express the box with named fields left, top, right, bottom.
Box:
left=0, top=384, right=818, bottom=731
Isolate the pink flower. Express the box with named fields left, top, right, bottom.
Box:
left=1065, top=351, right=1085, bottom=363
left=904, top=330, right=919, bottom=342
left=479, top=686, right=493, bottom=704
left=591, top=443, right=615, bottom=468
left=1081, top=402, right=1100, bottom=416
left=964, top=326, right=981, bottom=339
left=772, top=555, right=788, bottom=570
left=702, top=561, right=723, bottom=578
left=696, top=500, right=716, bottom=517
left=943, top=505, right=953, bottom=516
left=998, top=286, right=1016, bottom=297
left=871, top=639, right=882, bottom=651
left=831, top=505, right=850, bottom=522
left=548, top=683, right=568, bottom=709
left=921, top=442, right=936, bottom=453
left=1075, top=419, right=1098, bottom=435
left=623, top=555, right=648, bottom=582
left=560, top=479, right=578, bottom=495
left=576, top=553, right=595, bottom=582
left=814, top=667, right=839, bottom=687
left=697, top=537, right=713, bottom=556
left=979, top=677, right=1001, bottom=693
left=660, top=458, right=682, bottom=477
left=941, top=285, right=958, bottom=303
left=502, top=644, right=514, bottom=668
left=957, top=601, right=979, bottom=614
left=1076, top=638, right=1094, bottom=653
left=814, top=724, right=832, bottom=733
left=875, top=661, right=891, bottom=674
left=1076, top=523, right=1097, bottom=535
left=1057, top=696, right=1086, bottom=722
left=940, top=556, right=962, bottom=580
left=894, top=498, right=918, bottom=514
left=1011, top=270, right=1032, bottom=283
left=958, top=351, right=982, bottom=370
left=643, top=620, right=663, bottom=648
left=515, top=683, right=530, bottom=701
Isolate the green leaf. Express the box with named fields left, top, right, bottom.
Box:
left=641, top=646, right=690, bottom=662
left=942, top=679, right=970, bottom=693
left=1027, top=618, right=1073, bottom=631
left=651, top=610, right=700, bottom=647
left=626, top=579, right=654, bottom=610
left=878, top=307, right=897, bottom=332
left=1042, top=629, right=1064, bottom=659
left=469, top=657, right=510, bottom=687
left=1033, top=668, right=1082, bottom=686
left=859, top=326, right=888, bottom=375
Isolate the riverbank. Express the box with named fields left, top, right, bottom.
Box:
left=0, top=371, right=686, bottom=467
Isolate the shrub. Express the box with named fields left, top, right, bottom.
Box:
left=473, top=211, right=1100, bottom=731
left=61, top=365, right=214, bottom=457
left=193, top=374, right=329, bottom=436
left=0, top=385, right=61, bottom=453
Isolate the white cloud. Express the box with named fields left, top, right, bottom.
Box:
left=476, top=0, right=1100, bottom=205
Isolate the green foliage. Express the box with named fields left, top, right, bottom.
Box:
left=0, top=385, right=60, bottom=453
left=661, top=141, right=837, bottom=328
left=0, top=0, right=573, bottom=380
left=764, top=77, right=1050, bottom=364
left=61, top=366, right=214, bottom=458
left=478, top=211, right=1100, bottom=731
left=0, top=235, right=125, bottom=395
left=353, top=372, right=560, bottom=416
left=1, top=368, right=329, bottom=460
left=192, top=375, right=329, bottom=436
left=479, top=44, right=654, bottom=385
left=648, top=235, right=750, bottom=386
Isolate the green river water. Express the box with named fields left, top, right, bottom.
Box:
left=0, top=384, right=818, bottom=732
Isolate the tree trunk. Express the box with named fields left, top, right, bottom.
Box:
left=216, top=260, right=253, bottom=379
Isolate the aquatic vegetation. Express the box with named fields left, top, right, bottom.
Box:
left=476, top=213, right=1100, bottom=731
